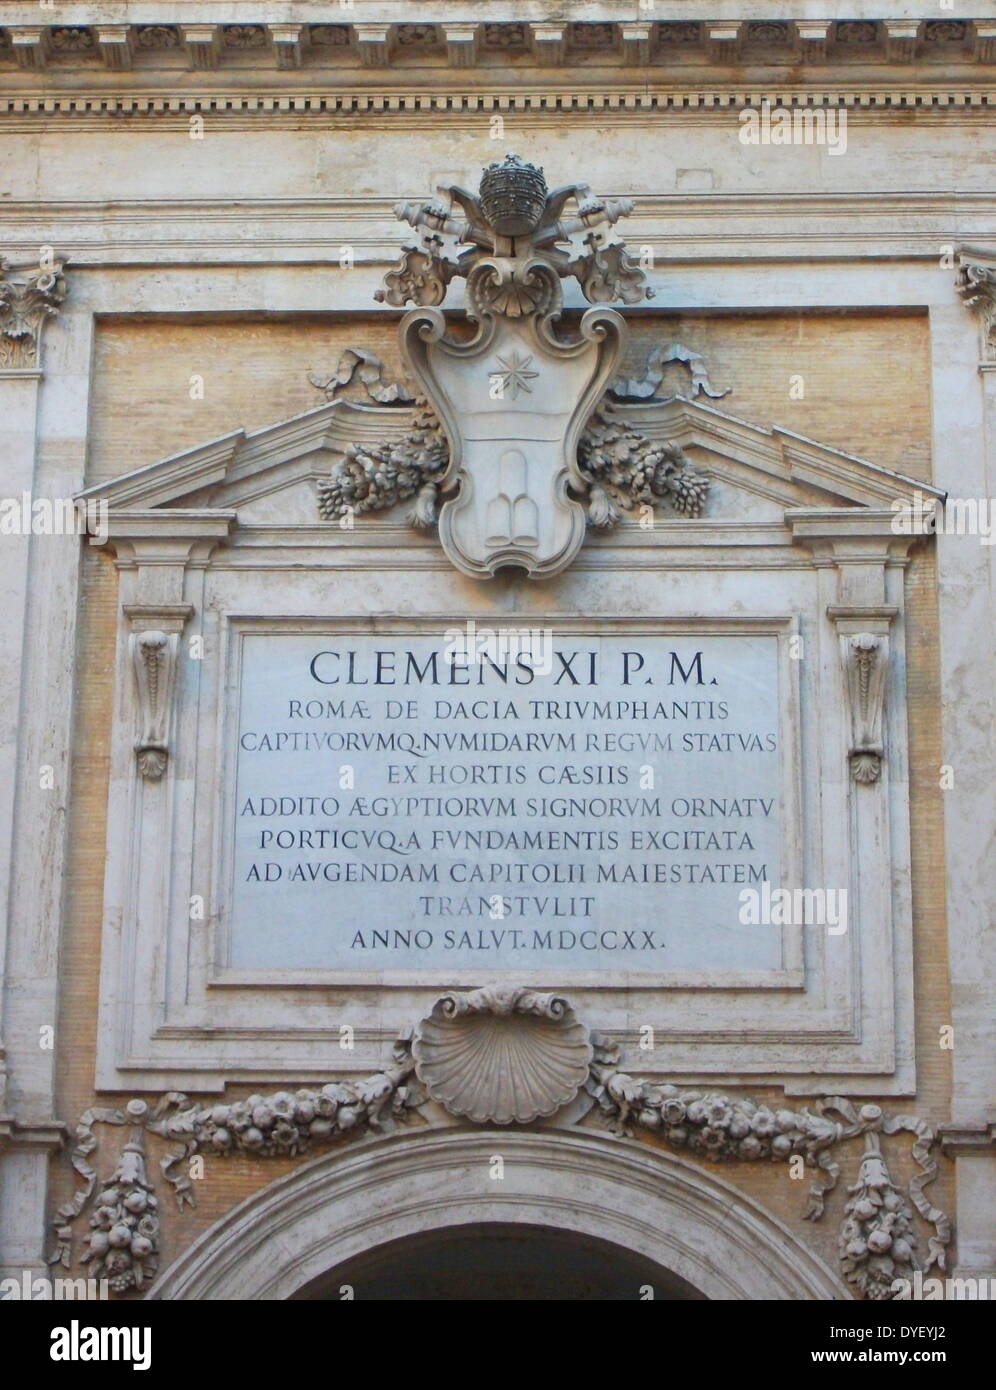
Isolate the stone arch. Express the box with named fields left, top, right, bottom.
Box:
left=148, top=1126, right=849, bottom=1300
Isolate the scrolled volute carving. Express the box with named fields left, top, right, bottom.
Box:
left=314, top=347, right=711, bottom=533
left=0, top=255, right=68, bottom=368
left=955, top=258, right=996, bottom=362
left=375, top=153, right=654, bottom=314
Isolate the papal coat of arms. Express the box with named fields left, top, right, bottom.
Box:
left=318, top=155, right=710, bottom=577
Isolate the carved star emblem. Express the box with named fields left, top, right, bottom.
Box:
left=489, top=352, right=539, bottom=400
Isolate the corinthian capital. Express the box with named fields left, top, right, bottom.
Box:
left=0, top=255, right=68, bottom=369
left=955, top=255, right=996, bottom=363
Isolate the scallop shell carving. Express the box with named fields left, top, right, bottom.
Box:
left=412, top=987, right=593, bottom=1125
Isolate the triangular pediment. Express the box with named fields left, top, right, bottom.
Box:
left=78, top=393, right=943, bottom=527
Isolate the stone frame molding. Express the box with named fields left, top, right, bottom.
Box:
left=75, top=384, right=943, bottom=1099
left=143, top=1127, right=852, bottom=1301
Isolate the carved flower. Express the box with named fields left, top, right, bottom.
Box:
left=661, top=1098, right=686, bottom=1125
left=224, top=24, right=266, bottom=48
left=310, top=25, right=350, bottom=47
left=227, top=1101, right=252, bottom=1132
left=738, top=1135, right=765, bottom=1159
left=270, top=1119, right=300, bottom=1151
left=293, top=1093, right=317, bottom=1125
left=750, top=1107, right=779, bottom=1136
left=699, top=1126, right=729, bottom=1154
left=727, top=1111, right=752, bottom=1140
left=704, top=1098, right=732, bottom=1129
left=271, top=1090, right=300, bottom=1118
left=137, top=26, right=178, bottom=49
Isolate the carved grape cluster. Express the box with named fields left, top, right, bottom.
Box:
left=578, top=407, right=709, bottom=524
left=153, top=1066, right=423, bottom=1177
left=317, top=406, right=448, bottom=524
left=81, top=1139, right=160, bottom=1294
left=623, top=1083, right=840, bottom=1162
left=839, top=1142, right=918, bottom=1299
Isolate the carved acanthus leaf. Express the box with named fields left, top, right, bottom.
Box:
left=0, top=256, right=68, bottom=368
left=308, top=348, right=416, bottom=404
left=130, top=629, right=178, bottom=780
left=842, top=632, right=888, bottom=783
left=955, top=258, right=996, bottom=362
left=374, top=153, right=654, bottom=313
left=610, top=341, right=731, bottom=401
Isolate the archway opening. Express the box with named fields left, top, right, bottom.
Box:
left=291, top=1222, right=707, bottom=1301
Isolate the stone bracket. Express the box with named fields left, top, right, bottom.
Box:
left=842, top=631, right=888, bottom=784
left=707, top=23, right=743, bottom=62
left=530, top=23, right=566, bottom=66
left=444, top=23, right=479, bottom=69
left=884, top=20, right=920, bottom=62
left=939, top=1123, right=996, bottom=1157
left=268, top=24, right=303, bottom=70
left=827, top=607, right=896, bottom=785
left=96, top=25, right=134, bottom=69
left=124, top=605, right=193, bottom=782
left=794, top=21, right=832, bottom=62
left=180, top=25, right=220, bottom=70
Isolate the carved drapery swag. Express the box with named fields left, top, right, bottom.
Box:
left=52, top=990, right=950, bottom=1301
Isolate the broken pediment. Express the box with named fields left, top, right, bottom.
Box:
left=78, top=384, right=943, bottom=543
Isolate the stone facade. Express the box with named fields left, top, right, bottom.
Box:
left=0, top=2, right=993, bottom=1303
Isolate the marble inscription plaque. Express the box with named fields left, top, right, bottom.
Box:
left=228, top=629, right=785, bottom=974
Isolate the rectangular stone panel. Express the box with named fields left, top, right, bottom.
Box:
left=225, top=625, right=788, bottom=976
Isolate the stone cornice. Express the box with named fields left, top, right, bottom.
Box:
left=0, top=14, right=992, bottom=100
left=0, top=193, right=992, bottom=268
left=938, top=1122, right=996, bottom=1156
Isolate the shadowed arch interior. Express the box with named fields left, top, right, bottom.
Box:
left=291, top=1221, right=706, bottom=1301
